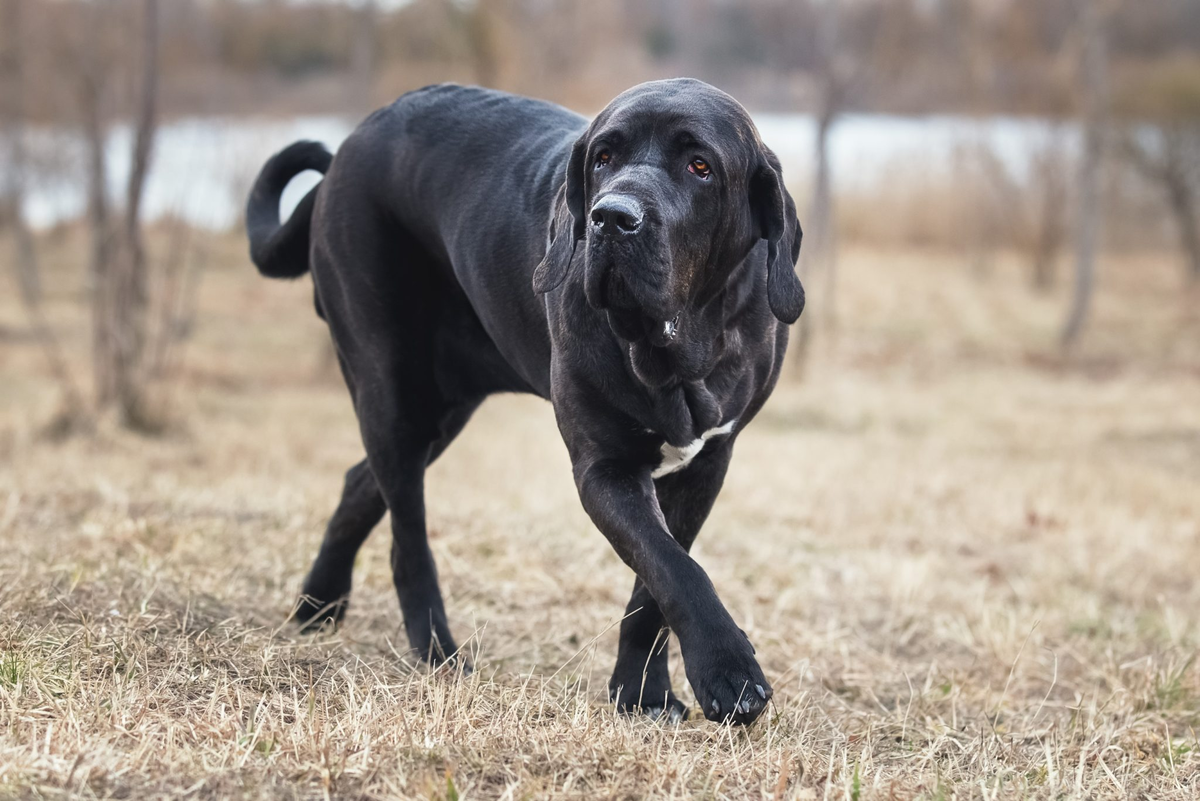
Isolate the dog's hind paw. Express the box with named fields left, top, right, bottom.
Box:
left=293, top=594, right=348, bottom=633
left=642, top=699, right=689, bottom=725
left=611, top=685, right=689, bottom=724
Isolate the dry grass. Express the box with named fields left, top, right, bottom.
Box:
left=1, top=229, right=1199, bottom=799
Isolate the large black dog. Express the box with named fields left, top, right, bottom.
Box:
left=246, top=79, right=803, bottom=726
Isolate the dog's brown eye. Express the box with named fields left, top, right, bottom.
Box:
left=594, top=151, right=611, bottom=170
left=688, top=158, right=712, bottom=179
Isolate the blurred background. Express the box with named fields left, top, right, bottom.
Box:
left=3, top=3, right=1200, bottom=796
left=1, top=0, right=1198, bottom=427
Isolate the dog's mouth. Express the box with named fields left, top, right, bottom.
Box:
left=587, top=249, right=682, bottom=348
left=599, top=267, right=682, bottom=348
left=604, top=307, right=683, bottom=348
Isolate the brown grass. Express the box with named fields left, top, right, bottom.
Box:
left=1, top=229, right=1199, bottom=799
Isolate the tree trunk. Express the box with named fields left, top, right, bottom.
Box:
left=79, top=0, right=117, bottom=406
left=1165, top=174, right=1200, bottom=282
left=1030, top=131, right=1068, bottom=292
left=1061, top=2, right=1108, bottom=350
left=1120, top=126, right=1200, bottom=284
left=792, top=92, right=836, bottom=372
left=85, top=0, right=161, bottom=426
left=1160, top=131, right=1200, bottom=283
left=791, top=2, right=844, bottom=373
left=110, top=0, right=160, bottom=427
left=1, top=0, right=34, bottom=297
left=814, top=105, right=839, bottom=331
left=0, top=0, right=40, bottom=304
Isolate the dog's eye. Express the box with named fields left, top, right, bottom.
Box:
left=594, top=151, right=611, bottom=170
left=688, top=158, right=712, bottom=179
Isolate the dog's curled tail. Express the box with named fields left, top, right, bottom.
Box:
left=246, top=140, right=333, bottom=279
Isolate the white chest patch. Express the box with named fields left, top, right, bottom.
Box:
left=651, top=420, right=737, bottom=479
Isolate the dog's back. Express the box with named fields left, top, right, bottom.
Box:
left=247, top=84, right=588, bottom=394
left=326, top=85, right=586, bottom=391
left=324, top=83, right=584, bottom=275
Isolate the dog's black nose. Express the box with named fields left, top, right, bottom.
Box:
left=590, top=195, right=643, bottom=236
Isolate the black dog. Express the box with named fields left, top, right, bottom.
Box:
left=246, top=79, right=803, bottom=726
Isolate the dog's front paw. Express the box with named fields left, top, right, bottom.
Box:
left=681, top=632, right=773, bottom=725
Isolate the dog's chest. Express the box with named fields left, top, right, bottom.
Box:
left=651, top=419, right=736, bottom=478
left=642, top=365, right=749, bottom=478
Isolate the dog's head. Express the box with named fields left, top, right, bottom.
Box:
left=534, top=78, right=803, bottom=346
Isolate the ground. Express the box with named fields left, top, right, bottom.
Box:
left=1, top=230, right=1199, bottom=799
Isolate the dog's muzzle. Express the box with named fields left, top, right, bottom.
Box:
left=585, top=194, right=682, bottom=347
left=590, top=194, right=643, bottom=238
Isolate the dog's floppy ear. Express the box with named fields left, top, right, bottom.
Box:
left=533, top=133, right=588, bottom=294
left=750, top=153, right=804, bottom=323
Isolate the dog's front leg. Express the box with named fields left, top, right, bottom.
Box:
left=574, top=458, right=773, bottom=724
left=608, top=442, right=734, bottom=722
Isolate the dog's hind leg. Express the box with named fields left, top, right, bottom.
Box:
left=295, top=399, right=480, bottom=633
left=362, top=400, right=470, bottom=667
left=296, top=459, right=386, bottom=631
left=385, top=399, right=482, bottom=666
left=334, top=313, right=475, bottom=665
left=608, top=442, right=734, bottom=721
left=304, top=162, right=483, bottom=665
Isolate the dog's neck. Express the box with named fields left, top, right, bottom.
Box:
left=627, top=297, right=725, bottom=388
left=626, top=256, right=759, bottom=446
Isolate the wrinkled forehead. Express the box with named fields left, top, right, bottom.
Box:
left=591, top=80, right=761, bottom=164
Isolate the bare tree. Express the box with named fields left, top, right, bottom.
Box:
left=789, top=1, right=848, bottom=371
left=0, top=0, right=38, bottom=303
left=1029, top=126, right=1071, bottom=291
left=1121, top=126, right=1200, bottom=283
left=109, top=0, right=160, bottom=426
left=791, top=0, right=916, bottom=369
left=805, top=2, right=846, bottom=316
left=1, top=0, right=86, bottom=421
left=76, top=0, right=117, bottom=406
left=78, top=0, right=162, bottom=427
left=973, top=0, right=1075, bottom=292
left=1108, top=1, right=1200, bottom=283
left=1061, top=0, right=1110, bottom=350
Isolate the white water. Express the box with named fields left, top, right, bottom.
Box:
left=11, top=112, right=1075, bottom=231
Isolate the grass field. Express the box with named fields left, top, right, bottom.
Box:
left=1, top=230, right=1199, bottom=799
